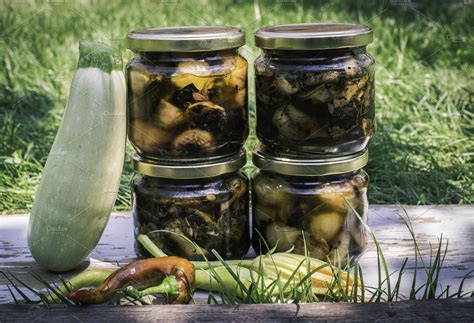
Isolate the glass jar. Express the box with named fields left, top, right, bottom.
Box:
left=132, top=150, right=250, bottom=260
left=126, top=27, right=248, bottom=161
left=251, top=146, right=369, bottom=263
left=254, top=23, right=375, bottom=156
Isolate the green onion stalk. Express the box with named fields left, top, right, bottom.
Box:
left=42, top=234, right=354, bottom=304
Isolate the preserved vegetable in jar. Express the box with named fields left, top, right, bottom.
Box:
left=132, top=151, right=250, bottom=260
left=252, top=146, right=369, bottom=263
left=126, top=27, right=248, bottom=161
left=254, top=23, right=375, bottom=156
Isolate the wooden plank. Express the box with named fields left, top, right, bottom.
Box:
left=360, top=205, right=474, bottom=299
left=0, top=205, right=473, bottom=304
left=0, top=298, right=472, bottom=322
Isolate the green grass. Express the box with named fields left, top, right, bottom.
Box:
left=0, top=0, right=472, bottom=214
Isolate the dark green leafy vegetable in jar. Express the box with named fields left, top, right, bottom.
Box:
left=254, top=23, right=375, bottom=156
left=252, top=146, right=369, bottom=263
left=126, top=27, right=248, bottom=161
left=132, top=151, right=250, bottom=261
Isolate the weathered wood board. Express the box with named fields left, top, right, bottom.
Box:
left=0, top=205, right=473, bottom=305
left=0, top=298, right=473, bottom=322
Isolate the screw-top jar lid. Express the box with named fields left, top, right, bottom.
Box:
left=253, top=146, right=368, bottom=176
left=133, top=150, right=246, bottom=179
left=255, top=23, right=373, bottom=50
left=127, top=26, right=245, bottom=52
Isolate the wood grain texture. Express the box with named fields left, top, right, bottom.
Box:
left=0, top=298, right=472, bottom=322
left=1, top=205, right=473, bottom=304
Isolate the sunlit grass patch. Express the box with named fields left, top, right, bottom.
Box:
left=0, top=0, right=472, bottom=213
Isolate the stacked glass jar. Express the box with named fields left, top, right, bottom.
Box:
left=126, top=27, right=250, bottom=260
left=252, top=23, right=375, bottom=263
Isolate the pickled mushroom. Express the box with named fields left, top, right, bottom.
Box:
left=185, top=101, right=226, bottom=132
left=127, top=51, right=248, bottom=159
left=254, top=202, right=294, bottom=226
left=272, top=104, right=327, bottom=140
left=297, top=83, right=338, bottom=104
left=176, top=61, right=212, bottom=76
left=133, top=170, right=250, bottom=260
left=220, top=177, right=248, bottom=213
left=332, top=75, right=369, bottom=109
left=254, top=203, right=279, bottom=224
left=230, top=89, right=246, bottom=110
left=231, top=56, right=247, bottom=81
left=293, top=233, right=330, bottom=260
left=170, top=84, right=207, bottom=108
left=161, top=210, right=221, bottom=259
left=166, top=227, right=211, bottom=259
left=129, top=69, right=151, bottom=96
left=154, top=99, right=186, bottom=130
left=307, top=211, right=345, bottom=243
left=251, top=170, right=369, bottom=263
left=302, top=70, right=341, bottom=87
left=253, top=174, right=291, bottom=207
left=225, top=75, right=246, bottom=109
left=226, top=177, right=248, bottom=204
left=258, top=89, right=287, bottom=106
left=129, top=120, right=173, bottom=153
left=274, top=76, right=299, bottom=95
left=190, top=209, right=219, bottom=230
left=314, top=183, right=359, bottom=214
left=172, top=129, right=216, bottom=152
left=172, top=61, right=214, bottom=90
left=264, top=222, right=301, bottom=252
left=211, top=56, right=247, bottom=110
left=254, top=46, right=374, bottom=154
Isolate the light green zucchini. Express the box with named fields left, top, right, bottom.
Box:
left=27, top=40, right=126, bottom=272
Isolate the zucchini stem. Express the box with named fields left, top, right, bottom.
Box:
left=78, top=40, right=122, bottom=72
left=43, top=268, right=114, bottom=304
left=137, top=234, right=168, bottom=258
left=192, top=260, right=253, bottom=270
left=137, top=234, right=253, bottom=269
left=126, top=276, right=180, bottom=299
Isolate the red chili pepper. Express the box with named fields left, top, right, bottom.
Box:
left=68, top=256, right=195, bottom=304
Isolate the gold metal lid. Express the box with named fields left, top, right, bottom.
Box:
left=255, top=23, right=373, bottom=50
left=127, top=26, right=245, bottom=52
left=252, top=146, right=368, bottom=176
left=133, top=150, right=246, bottom=179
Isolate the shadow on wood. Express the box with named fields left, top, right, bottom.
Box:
left=0, top=299, right=473, bottom=322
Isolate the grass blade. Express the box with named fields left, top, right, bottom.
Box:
left=455, top=270, right=474, bottom=298
left=0, top=271, right=34, bottom=303
left=391, top=257, right=408, bottom=301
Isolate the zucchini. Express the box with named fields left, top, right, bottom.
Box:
left=27, top=41, right=126, bottom=272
